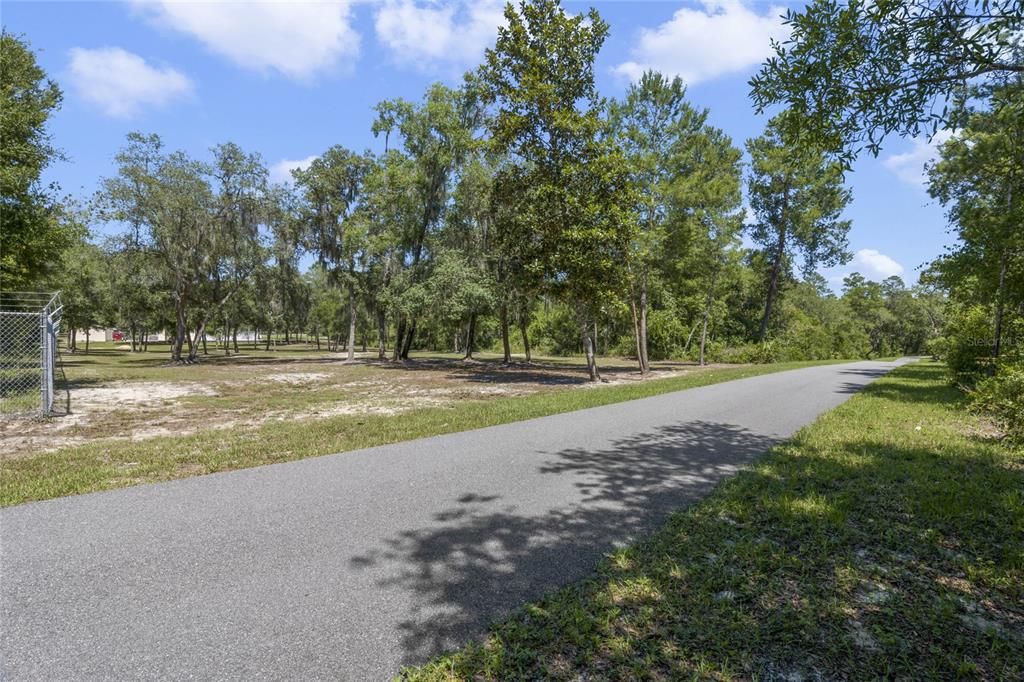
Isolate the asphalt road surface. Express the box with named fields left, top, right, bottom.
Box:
left=1, top=358, right=912, bottom=680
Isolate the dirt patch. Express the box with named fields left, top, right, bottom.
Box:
left=3, top=355, right=714, bottom=459
left=1, top=381, right=217, bottom=458
left=264, top=372, right=330, bottom=384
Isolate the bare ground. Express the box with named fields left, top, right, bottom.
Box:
left=2, top=349, right=711, bottom=459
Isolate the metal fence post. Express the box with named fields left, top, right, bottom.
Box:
left=1, top=292, right=63, bottom=417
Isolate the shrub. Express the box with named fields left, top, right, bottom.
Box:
left=972, top=363, right=1024, bottom=445
left=925, top=336, right=950, bottom=360
left=778, top=314, right=834, bottom=361
left=720, top=341, right=778, bottom=364
left=645, top=309, right=689, bottom=360
left=528, top=304, right=581, bottom=356
left=942, top=306, right=995, bottom=387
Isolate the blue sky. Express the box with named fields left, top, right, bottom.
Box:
left=6, top=0, right=950, bottom=288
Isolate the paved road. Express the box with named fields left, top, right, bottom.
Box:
left=1, top=359, right=911, bottom=680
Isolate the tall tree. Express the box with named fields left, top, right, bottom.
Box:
left=927, top=80, right=1023, bottom=357
left=0, top=31, right=79, bottom=288
left=294, top=147, right=372, bottom=361
left=186, top=142, right=268, bottom=362
left=747, top=115, right=853, bottom=341
left=481, top=0, right=635, bottom=381
left=100, top=134, right=267, bottom=363
left=750, top=0, right=1023, bottom=162
left=50, top=238, right=109, bottom=353
left=372, top=83, right=483, bottom=360
left=360, top=151, right=421, bottom=359
left=610, top=71, right=744, bottom=372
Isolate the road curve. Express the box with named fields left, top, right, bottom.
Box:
left=1, top=359, right=912, bottom=680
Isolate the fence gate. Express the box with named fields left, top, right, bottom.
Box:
left=0, top=292, right=63, bottom=417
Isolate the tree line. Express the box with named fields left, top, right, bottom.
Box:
left=5, top=1, right=969, bottom=379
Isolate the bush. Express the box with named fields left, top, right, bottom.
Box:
left=719, top=341, right=779, bottom=364
left=925, top=336, right=950, bottom=361
left=645, top=309, right=689, bottom=360
left=972, top=363, right=1024, bottom=445
left=528, top=304, right=581, bottom=356
left=777, top=314, right=834, bottom=361
left=942, top=306, right=995, bottom=386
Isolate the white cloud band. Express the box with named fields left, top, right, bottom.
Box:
left=132, top=0, right=360, bottom=80
left=614, top=0, right=787, bottom=85
left=69, top=46, right=193, bottom=118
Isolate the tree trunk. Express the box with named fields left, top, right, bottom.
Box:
left=393, top=318, right=406, bottom=362
left=347, top=280, right=357, bottom=362
left=993, top=249, right=1008, bottom=358
left=233, top=327, right=239, bottom=353
left=638, top=276, right=649, bottom=374
left=519, top=316, right=531, bottom=363
left=699, top=267, right=720, bottom=366
left=581, top=317, right=600, bottom=382
left=376, top=308, right=387, bottom=360
left=401, top=319, right=416, bottom=359
left=70, top=328, right=77, bottom=352
left=85, top=330, right=90, bottom=354
left=187, top=320, right=209, bottom=363
left=499, top=302, right=511, bottom=364
left=464, top=313, right=477, bottom=360
left=172, top=298, right=188, bottom=362
left=758, top=226, right=788, bottom=343
left=630, top=296, right=643, bottom=371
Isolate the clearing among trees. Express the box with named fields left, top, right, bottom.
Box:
left=1, top=344, right=697, bottom=459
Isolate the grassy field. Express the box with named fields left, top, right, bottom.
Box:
left=400, top=362, right=1023, bottom=680
left=0, top=342, right=848, bottom=506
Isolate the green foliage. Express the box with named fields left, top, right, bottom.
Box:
left=481, top=0, right=636, bottom=378
left=19, top=8, right=944, bottom=372
left=528, top=303, right=581, bottom=356
left=609, top=70, right=744, bottom=369
left=973, top=362, right=1024, bottom=445
left=0, top=31, right=78, bottom=288
left=942, top=305, right=995, bottom=385
left=99, top=133, right=270, bottom=361
left=643, top=309, right=689, bottom=360
left=750, top=0, right=1024, bottom=162
left=747, top=113, right=852, bottom=341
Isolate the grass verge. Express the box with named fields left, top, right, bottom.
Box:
left=2, top=360, right=844, bottom=507
left=400, top=362, right=1023, bottom=680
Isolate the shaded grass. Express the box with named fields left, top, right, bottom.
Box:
left=1, top=360, right=843, bottom=506
left=399, top=362, right=1024, bottom=681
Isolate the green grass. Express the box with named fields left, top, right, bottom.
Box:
left=399, top=362, right=1024, bottom=681
left=1, top=359, right=844, bottom=506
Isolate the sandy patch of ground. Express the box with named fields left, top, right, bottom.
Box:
left=581, top=368, right=687, bottom=388
left=264, top=372, right=330, bottom=384
left=2, top=381, right=218, bottom=456
left=2, top=358, right=710, bottom=458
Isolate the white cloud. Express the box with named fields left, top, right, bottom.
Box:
left=374, top=0, right=505, bottom=71
left=848, top=249, right=905, bottom=280
left=132, top=0, right=360, bottom=80
left=68, top=47, right=193, bottom=118
left=614, top=0, right=788, bottom=85
left=269, top=155, right=317, bottom=184
left=882, top=130, right=953, bottom=189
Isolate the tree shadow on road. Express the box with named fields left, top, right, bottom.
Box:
left=347, top=420, right=779, bottom=668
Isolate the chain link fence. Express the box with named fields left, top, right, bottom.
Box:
left=0, top=292, right=63, bottom=417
